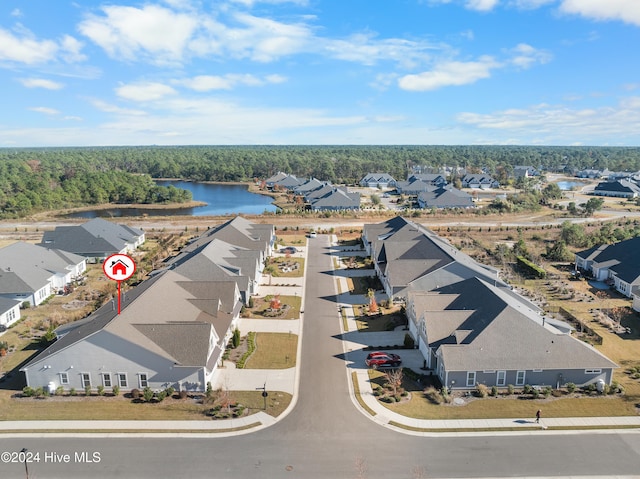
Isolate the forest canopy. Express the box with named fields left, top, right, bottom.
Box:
left=1, top=145, right=639, bottom=218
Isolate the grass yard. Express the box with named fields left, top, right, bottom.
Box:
left=0, top=389, right=292, bottom=421
left=265, top=257, right=305, bottom=278
left=243, top=295, right=302, bottom=319
left=245, top=332, right=298, bottom=369
left=367, top=370, right=638, bottom=420
left=354, top=308, right=406, bottom=332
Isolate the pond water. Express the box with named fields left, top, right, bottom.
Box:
left=556, top=181, right=587, bottom=191
left=66, top=180, right=277, bottom=218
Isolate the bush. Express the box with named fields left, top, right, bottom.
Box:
left=55, top=386, right=64, bottom=396
left=179, top=390, right=188, bottom=400
left=84, top=385, right=91, bottom=396
left=423, top=386, right=443, bottom=404
left=523, top=384, right=533, bottom=394
left=475, top=383, right=488, bottom=398
left=566, top=382, right=576, bottom=393
left=490, top=386, right=498, bottom=397
left=22, top=386, right=35, bottom=397
left=156, top=390, right=167, bottom=402
left=97, top=385, right=105, bottom=396
left=507, top=384, right=514, bottom=395
left=112, top=385, right=120, bottom=397
left=131, top=388, right=141, bottom=399
left=69, top=387, right=77, bottom=396
left=543, top=386, right=552, bottom=397
left=165, top=386, right=175, bottom=397
left=232, top=328, right=241, bottom=349
left=143, top=386, right=154, bottom=402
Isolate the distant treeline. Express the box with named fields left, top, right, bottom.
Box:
left=1, top=145, right=640, bottom=218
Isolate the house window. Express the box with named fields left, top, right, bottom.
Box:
left=81, top=373, right=91, bottom=388
left=59, top=372, right=69, bottom=385
left=117, top=373, right=128, bottom=388
left=138, top=373, right=148, bottom=388
left=516, top=370, right=526, bottom=386
left=466, top=371, right=476, bottom=387
left=496, top=371, right=506, bottom=386
left=102, top=373, right=112, bottom=388
left=585, top=369, right=602, bottom=374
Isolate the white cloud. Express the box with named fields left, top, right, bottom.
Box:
left=29, top=107, right=60, bottom=115
left=457, top=97, right=640, bottom=142
left=559, top=0, right=640, bottom=27
left=10, top=9, right=22, bottom=17
left=508, top=43, right=552, bottom=69
left=398, top=56, right=500, bottom=91
left=509, top=0, right=555, bottom=9
left=19, top=78, right=64, bottom=90
left=0, top=27, right=59, bottom=64
left=466, top=0, right=500, bottom=11
left=230, top=0, right=309, bottom=6
left=90, top=99, right=147, bottom=117
left=321, top=34, right=438, bottom=68
left=176, top=73, right=285, bottom=91
left=116, top=82, right=178, bottom=102
left=78, top=5, right=199, bottom=65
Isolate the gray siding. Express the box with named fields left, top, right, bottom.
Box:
left=444, top=368, right=613, bottom=390
left=23, top=330, right=205, bottom=392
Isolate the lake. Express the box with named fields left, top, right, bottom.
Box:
left=556, top=181, right=587, bottom=191
left=66, top=181, right=278, bottom=218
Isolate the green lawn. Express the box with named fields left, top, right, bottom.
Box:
left=245, top=332, right=298, bottom=369
left=0, top=389, right=292, bottom=421
left=366, top=369, right=638, bottom=419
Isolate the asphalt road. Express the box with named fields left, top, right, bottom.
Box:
left=2, top=234, right=640, bottom=478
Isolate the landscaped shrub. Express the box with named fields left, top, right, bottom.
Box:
left=131, top=388, right=141, bottom=399
left=156, top=390, right=167, bottom=402
left=142, top=386, right=154, bottom=402
left=165, top=386, right=175, bottom=397
left=84, top=385, right=91, bottom=396
left=543, top=386, right=552, bottom=397
left=34, top=386, right=44, bottom=397
left=22, top=386, right=35, bottom=397
left=179, top=390, right=188, bottom=400
left=112, top=385, right=120, bottom=397
left=423, top=386, right=443, bottom=404
left=55, top=386, right=64, bottom=396
left=97, top=385, right=105, bottom=396
left=232, top=328, right=241, bottom=349
left=507, top=384, right=514, bottom=395
left=69, top=387, right=77, bottom=396
left=523, top=384, right=533, bottom=395
left=566, top=382, right=576, bottom=393
left=490, top=386, right=498, bottom=397
left=475, top=383, right=488, bottom=398
left=236, top=331, right=256, bottom=369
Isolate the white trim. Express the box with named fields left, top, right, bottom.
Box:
left=81, top=372, right=91, bottom=388
left=516, top=370, right=526, bottom=386
left=138, top=372, right=148, bottom=388
left=117, top=373, right=128, bottom=388
left=466, top=371, right=476, bottom=387
left=59, top=372, right=69, bottom=385
left=102, top=372, right=112, bottom=388
left=496, top=370, right=506, bottom=386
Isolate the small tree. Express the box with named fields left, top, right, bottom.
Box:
left=385, top=368, right=404, bottom=398
left=232, top=328, right=241, bottom=349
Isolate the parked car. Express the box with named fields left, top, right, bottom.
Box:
left=308, top=231, right=317, bottom=238
left=365, top=351, right=402, bottom=369
left=279, top=246, right=297, bottom=254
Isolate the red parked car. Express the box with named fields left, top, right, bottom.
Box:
left=365, top=351, right=402, bottom=369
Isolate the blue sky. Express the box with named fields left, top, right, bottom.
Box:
left=1, top=0, right=639, bottom=147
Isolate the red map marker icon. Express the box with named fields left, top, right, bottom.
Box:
left=103, top=253, right=136, bottom=314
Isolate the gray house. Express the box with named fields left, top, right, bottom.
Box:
left=40, top=218, right=145, bottom=262
left=417, top=186, right=474, bottom=209
left=407, top=277, right=617, bottom=390
left=0, top=242, right=86, bottom=307
left=0, top=297, right=21, bottom=330
left=21, top=216, right=274, bottom=394
left=363, top=216, right=617, bottom=389
left=359, top=173, right=397, bottom=189
left=461, top=174, right=500, bottom=189
left=592, top=179, right=640, bottom=198
left=306, top=186, right=360, bottom=211
left=575, top=236, right=640, bottom=298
